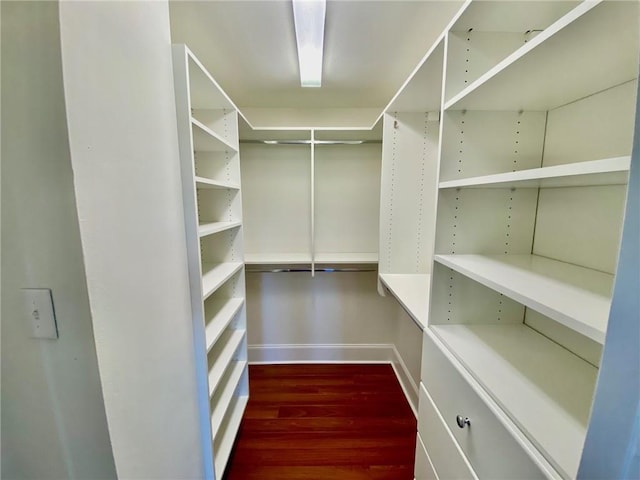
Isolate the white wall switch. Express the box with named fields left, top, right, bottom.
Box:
left=22, top=288, right=58, bottom=339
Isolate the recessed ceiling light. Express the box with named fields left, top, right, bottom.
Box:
left=292, top=0, right=326, bottom=88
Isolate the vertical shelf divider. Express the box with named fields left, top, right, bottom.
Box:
left=310, top=129, right=316, bottom=277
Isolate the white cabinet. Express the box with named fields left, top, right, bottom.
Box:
left=378, top=1, right=639, bottom=478
left=240, top=126, right=382, bottom=272
left=172, top=45, right=248, bottom=480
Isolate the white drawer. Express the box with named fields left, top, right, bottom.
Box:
left=417, top=383, right=477, bottom=480
left=421, top=330, right=547, bottom=479
left=415, top=433, right=438, bottom=480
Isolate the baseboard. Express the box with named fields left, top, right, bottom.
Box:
left=390, top=346, right=419, bottom=416
left=247, top=343, right=419, bottom=417
left=248, top=343, right=395, bottom=364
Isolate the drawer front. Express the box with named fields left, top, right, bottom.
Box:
left=418, top=383, right=477, bottom=480
left=415, top=434, right=437, bottom=480
left=421, top=330, right=546, bottom=479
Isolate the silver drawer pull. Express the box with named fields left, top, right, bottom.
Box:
left=456, top=415, right=471, bottom=428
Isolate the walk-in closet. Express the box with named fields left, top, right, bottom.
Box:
left=2, top=1, right=638, bottom=479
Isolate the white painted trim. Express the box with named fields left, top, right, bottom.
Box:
left=391, top=345, right=420, bottom=417
left=247, top=343, right=419, bottom=417
left=248, top=343, right=394, bottom=364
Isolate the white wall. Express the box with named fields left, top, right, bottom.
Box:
left=1, top=2, right=116, bottom=478
left=246, top=271, right=398, bottom=360
left=245, top=270, right=423, bottom=412
left=58, top=1, right=203, bottom=478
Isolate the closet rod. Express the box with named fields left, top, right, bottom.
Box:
left=239, top=139, right=382, bottom=145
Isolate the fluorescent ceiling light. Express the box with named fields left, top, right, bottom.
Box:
left=292, top=0, right=326, bottom=87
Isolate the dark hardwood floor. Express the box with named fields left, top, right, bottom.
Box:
left=224, top=364, right=417, bottom=480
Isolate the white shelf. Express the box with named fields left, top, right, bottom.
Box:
left=388, top=40, right=444, bottom=112
left=434, top=254, right=613, bottom=343
left=314, top=252, right=378, bottom=264
left=445, top=1, right=639, bottom=111
left=202, top=262, right=243, bottom=300
left=379, top=274, right=431, bottom=329
left=195, top=176, right=240, bottom=190
left=439, top=157, right=631, bottom=189
left=205, top=297, right=245, bottom=352
left=186, top=48, right=236, bottom=111
left=210, top=361, right=247, bottom=439
left=213, top=394, right=249, bottom=477
left=244, top=253, right=312, bottom=265
left=430, top=323, right=598, bottom=479
left=208, top=328, right=245, bottom=398
left=192, top=118, right=238, bottom=153
left=198, top=220, right=241, bottom=238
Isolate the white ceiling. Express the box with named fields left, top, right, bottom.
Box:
left=169, top=0, right=464, bottom=122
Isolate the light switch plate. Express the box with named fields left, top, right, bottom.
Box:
left=22, top=288, right=58, bottom=339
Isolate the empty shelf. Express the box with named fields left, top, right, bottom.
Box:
left=439, top=157, right=631, bottom=189
left=195, top=176, right=240, bottom=190
left=210, top=361, right=247, bottom=439
left=379, top=273, right=431, bottom=329
left=205, top=297, right=245, bottom=352
left=202, top=262, right=243, bottom=300
left=213, top=394, right=249, bottom=477
left=244, top=253, right=312, bottom=265
left=208, top=328, right=245, bottom=398
left=198, top=221, right=242, bottom=238
left=192, top=118, right=237, bottom=153
left=434, top=254, right=613, bottom=343
left=314, top=252, right=378, bottom=264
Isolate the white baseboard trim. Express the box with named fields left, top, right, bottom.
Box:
left=247, top=343, right=419, bottom=416
left=390, top=345, right=419, bottom=416
left=248, top=343, right=395, bottom=364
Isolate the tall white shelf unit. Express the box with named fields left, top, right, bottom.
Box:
left=240, top=125, right=382, bottom=274
left=378, top=1, right=639, bottom=479
left=172, top=45, right=248, bottom=480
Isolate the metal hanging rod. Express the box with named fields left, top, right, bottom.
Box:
left=239, top=139, right=382, bottom=145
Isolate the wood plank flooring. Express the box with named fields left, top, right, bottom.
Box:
left=223, top=364, right=417, bottom=480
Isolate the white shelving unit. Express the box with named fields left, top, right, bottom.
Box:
left=240, top=125, right=382, bottom=273
left=172, top=44, right=248, bottom=480
left=377, top=1, right=639, bottom=479
left=377, top=38, right=444, bottom=315
left=444, top=1, right=637, bottom=111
